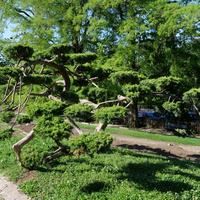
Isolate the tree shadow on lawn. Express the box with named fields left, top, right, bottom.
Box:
left=189, top=154, right=200, bottom=161
left=118, top=162, right=192, bottom=193
left=31, top=149, right=199, bottom=194
left=31, top=157, right=88, bottom=173
left=117, top=144, right=181, bottom=159
left=81, top=181, right=110, bottom=194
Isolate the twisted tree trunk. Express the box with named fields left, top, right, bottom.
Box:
left=12, top=130, right=34, bottom=162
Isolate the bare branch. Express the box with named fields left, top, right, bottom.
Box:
left=95, top=121, right=108, bottom=132
left=64, top=116, right=83, bottom=135
left=2, top=78, right=11, bottom=100
left=12, top=130, right=35, bottom=162
left=14, top=7, right=33, bottom=20
left=27, top=59, right=70, bottom=92
left=8, top=82, right=18, bottom=107
left=43, top=147, right=66, bottom=163
left=12, top=77, right=23, bottom=128
left=19, top=84, right=33, bottom=113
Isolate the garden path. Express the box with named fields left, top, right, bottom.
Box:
left=112, top=134, right=200, bottom=160
left=0, top=176, right=29, bottom=200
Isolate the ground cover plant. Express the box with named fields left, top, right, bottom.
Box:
left=1, top=135, right=200, bottom=200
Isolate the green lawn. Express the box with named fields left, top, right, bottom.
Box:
left=79, top=123, right=200, bottom=146
left=1, top=136, right=200, bottom=200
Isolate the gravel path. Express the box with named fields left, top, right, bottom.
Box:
left=0, top=176, right=29, bottom=200
left=112, top=134, right=200, bottom=160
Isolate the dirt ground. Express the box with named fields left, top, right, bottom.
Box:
left=112, top=134, right=200, bottom=161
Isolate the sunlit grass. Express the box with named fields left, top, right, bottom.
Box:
left=79, top=123, right=200, bottom=146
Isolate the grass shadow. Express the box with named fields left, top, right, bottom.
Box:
left=117, top=144, right=181, bottom=159
left=81, top=181, right=110, bottom=194
left=118, top=162, right=192, bottom=193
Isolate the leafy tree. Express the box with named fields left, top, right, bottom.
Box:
left=0, top=43, right=102, bottom=165
left=183, top=88, right=200, bottom=117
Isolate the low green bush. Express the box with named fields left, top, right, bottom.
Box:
left=20, top=136, right=54, bottom=169
left=34, top=115, right=72, bottom=145
left=87, top=87, right=109, bottom=103
left=26, top=100, right=66, bottom=118
left=68, top=132, right=113, bottom=155
left=0, top=128, right=13, bottom=140
left=64, top=104, right=93, bottom=122
left=16, top=114, right=32, bottom=124
left=94, top=106, right=126, bottom=124
left=0, top=111, right=15, bottom=123
left=20, top=146, right=47, bottom=169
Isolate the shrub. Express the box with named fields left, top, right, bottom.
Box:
left=64, top=104, right=93, bottom=122
left=34, top=115, right=72, bottom=145
left=16, top=114, right=32, bottom=124
left=87, top=87, right=109, bottom=103
left=0, top=128, right=13, bottom=140
left=69, top=53, right=97, bottom=64
left=60, top=91, right=79, bottom=103
left=163, top=101, right=182, bottom=117
left=110, top=71, right=145, bottom=85
left=26, top=100, right=66, bottom=118
left=68, top=132, right=113, bottom=155
left=0, top=111, right=15, bottom=123
left=20, top=146, right=46, bottom=169
left=20, top=136, right=53, bottom=169
left=94, top=106, right=126, bottom=124
left=3, top=44, right=34, bottom=61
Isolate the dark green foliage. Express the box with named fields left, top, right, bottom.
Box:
left=16, top=114, right=32, bottom=124
left=123, top=84, right=140, bottom=99
left=33, top=49, right=51, bottom=60
left=20, top=145, right=46, bottom=169
left=34, top=115, right=72, bottom=143
left=155, top=76, right=184, bottom=94
left=111, top=71, right=145, bottom=85
left=20, top=136, right=53, bottom=169
left=122, top=84, right=151, bottom=102
left=49, top=44, right=72, bottom=55
left=0, top=128, right=13, bottom=140
left=89, top=68, right=111, bottom=82
left=0, top=75, right=8, bottom=85
left=26, top=100, right=65, bottom=118
left=163, top=101, right=182, bottom=117
left=0, top=67, right=22, bottom=80
left=94, top=106, right=126, bottom=123
left=64, top=104, right=93, bottom=122
left=73, top=78, right=89, bottom=87
left=3, top=45, right=34, bottom=61
left=51, top=85, right=79, bottom=103
left=61, top=91, right=79, bottom=104
left=183, top=88, right=200, bottom=108
left=0, top=111, right=15, bottom=123
left=68, top=132, right=113, bottom=155
left=23, top=75, right=53, bottom=85
left=75, top=64, right=92, bottom=74
left=87, top=87, right=109, bottom=103
left=69, top=53, right=97, bottom=64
